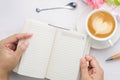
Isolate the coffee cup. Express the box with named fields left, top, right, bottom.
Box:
left=86, top=9, right=117, bottom=46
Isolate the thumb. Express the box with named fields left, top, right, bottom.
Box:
left=80, top=57, right=89, bottom=79
left=15, top=41, right=29, bottom=58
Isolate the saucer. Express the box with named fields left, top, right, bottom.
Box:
left=76, top=7, right=120, bottom=49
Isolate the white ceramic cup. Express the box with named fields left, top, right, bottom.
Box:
left=86, top=9, right=117, bottom=46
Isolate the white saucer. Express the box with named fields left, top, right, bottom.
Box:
left=76, top=7, right=120, bottom=49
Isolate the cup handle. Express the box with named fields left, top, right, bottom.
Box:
left=108, top=39, right=113, bottom=46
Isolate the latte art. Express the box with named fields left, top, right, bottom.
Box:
left=92, top=16, right=113, bottom=35
left=88, top=11, right=115, bottom=38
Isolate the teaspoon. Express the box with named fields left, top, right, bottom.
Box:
left=36, top=2, right=77, bottom=13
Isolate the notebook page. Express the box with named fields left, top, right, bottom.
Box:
left=46, top=30, right=87, bottom=80
left=17, top=20, right=57, bottom=78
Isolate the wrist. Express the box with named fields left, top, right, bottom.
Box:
left=0, top=69, right=10, bottom=80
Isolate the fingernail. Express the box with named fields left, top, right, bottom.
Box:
left=24, top=41, right=29, bottom=46
left=80, top=57, right=86, bottom=64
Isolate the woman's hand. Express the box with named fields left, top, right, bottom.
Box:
left=0, top=33, right=32, bottom=80
left=80, top=55, right=104, bottom=80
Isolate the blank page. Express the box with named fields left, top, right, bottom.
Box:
left=18, top=20, right=57, bottom=78
left=46, top=30, right=87, bottom=80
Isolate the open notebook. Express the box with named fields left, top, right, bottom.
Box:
left=14, top=19, right=90, bottom=80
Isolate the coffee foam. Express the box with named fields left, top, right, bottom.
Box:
left=92, top=16, right=113, bottom=35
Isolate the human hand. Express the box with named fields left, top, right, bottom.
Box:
left=0, top=33, right=32, bottom=80
left=80, top=55, right=104, bottom=80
